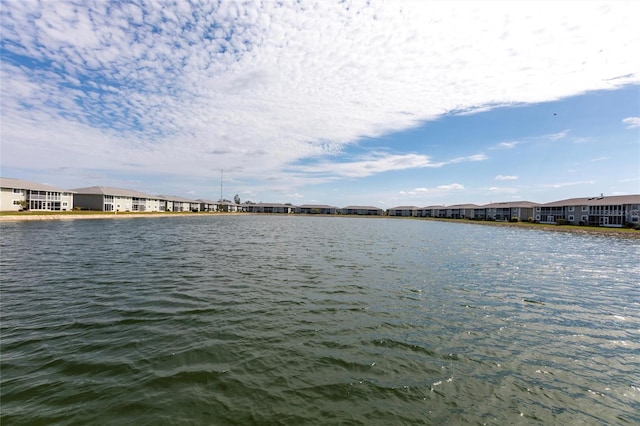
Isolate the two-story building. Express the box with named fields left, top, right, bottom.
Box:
left=0, top=177, right=74, bottom=211
left=245, top=203, right=295, bottom=214
left=295, top=204, right=339, bottom=214
left=387, top=206, right=420, bottom=217
left=536, top=195, right=640, bottom=227
left=473, top=201, right=538, bottom=222
left=341, top=206, right=384, bottom=216
left=74, top=186, right=165, bottom=212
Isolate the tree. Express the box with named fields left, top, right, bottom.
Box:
left=234, top=194, right=241, bottom=204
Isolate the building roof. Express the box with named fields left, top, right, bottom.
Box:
left=73, top=185, right=158, bottom=199
left=445, top=204, right=481, bottom=209
left=342, top=205, right=384, bottom=210
left=1, top=177, right=73, bottom=193
left=480, top=201, right=540, bottom=209
left=159, top=195, right=198, bottom=203
left=540, top=195, right=640, bottom=207
left=248, top=202, right=294, bottom=207
left=297, top=204, right=338, bottom=209
left=387, top=205, right=420, bottom=210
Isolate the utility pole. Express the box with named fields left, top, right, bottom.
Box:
left=220, top=169, right=223, bottom=202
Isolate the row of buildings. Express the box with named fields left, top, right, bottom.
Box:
left=1, top=177, right=639, bottom=228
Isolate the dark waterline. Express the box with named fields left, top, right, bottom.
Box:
left=1, top=215, right=639, bottom=424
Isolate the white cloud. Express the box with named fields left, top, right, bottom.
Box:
left=1, top=0, right=638, bottom=191
left=622, top=117, right=640, bottom=128
left=492, top=141, right=520, bottom=149
left=450, top=154, right=488, bottom=163
left=488, top=186, right=519, bottom=194
left=495, top=175, right=518, bottom=181
left=540, top=180, right=595, bottom=188
left=290, top=153, right=443, bottom=178
left=399, top=187, right=429, bottom=196
left=545, top=130, right=570, bottom=141
left=437, top=183, right=465, bottom=191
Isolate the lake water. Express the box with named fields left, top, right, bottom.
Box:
left=1, top=215, right=639, bottom=424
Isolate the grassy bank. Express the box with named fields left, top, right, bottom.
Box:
left=416, top=217, right=640, bottom=238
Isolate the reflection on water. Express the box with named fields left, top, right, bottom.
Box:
left=1, top=216, right=639, bottom=424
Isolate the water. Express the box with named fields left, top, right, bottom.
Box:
left=1, top=215, right=639, bottom=424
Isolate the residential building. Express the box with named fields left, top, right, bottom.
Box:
left=73, top=186, right=164, bottom=212
left=0, top=177, right=74, bottom=211
left=160, top=195, right=200, bottom=212
left=341, top=205, right=384, bottom=216
left=387, top=206, right=420, bottom=217
left=217, top=201, right=240, bottom=212
left=417, top=205, right=445, bottom=218
left=536, top=195, right=640, bottom=227
left=443, top=204, right=480, bottom=219
left=295, top=204, right=339, bottom=214
left=245, top=203, right=295, bottom=213
left=196, top=199, right=218, bottom=212
left=473, top=201, right=538, bottom=221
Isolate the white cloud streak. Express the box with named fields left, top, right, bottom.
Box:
left=539, top=180, right=595, bottom=188
left=495, top=175, right=519, bottom=181
left=622, top=117, right=640, bottom=128
left=1, top=0, right=638, bottom=189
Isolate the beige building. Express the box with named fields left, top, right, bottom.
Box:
left=245, top=203, right=294, bottom=213
left=473, top=201, right=538, bottom=221
left=341, top=206, right=384, bottom=215
left=387, top=206, right=420, bottom=217
left=295, top=204, right=339, bottom=214
left=0, top=177, right=74, bottom=211
left=536, top=195, right=640, bottom=227
left=74, top=186, right=164, bottom=212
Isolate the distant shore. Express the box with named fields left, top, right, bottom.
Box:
left=418, top=217, right=640, bottom=239
left=0, top=211, right=241, bottom=222
left=1, top=211, right=638, bottom=239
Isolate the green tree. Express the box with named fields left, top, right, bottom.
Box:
left=234, top=194, right=241, bottom=204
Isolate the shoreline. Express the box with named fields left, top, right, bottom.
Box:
left=0, top=212, right=241, bottom=222
left=1, top=212, right=638, bottom=239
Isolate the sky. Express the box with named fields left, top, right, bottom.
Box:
left=1, top=0, right=639, bottom=207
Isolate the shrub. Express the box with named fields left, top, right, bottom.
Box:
left=556, top=218, right=570, bottom=226
left=510, top=217, right=519, bottom=222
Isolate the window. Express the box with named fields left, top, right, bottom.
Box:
left=13, top=188, right=22, bottom=194
left=568, top=215, right=574, bottom=221
left=582, top=215, right=588, bottom=222
left=568, top=206, right=574, bottom=212
left=582, top=206, right=588, bottom=212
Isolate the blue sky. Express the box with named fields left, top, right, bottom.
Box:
left=1, top=0, right=638, bottom=207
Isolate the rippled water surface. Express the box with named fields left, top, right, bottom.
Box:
left=1, top=215, right=639, bottom=424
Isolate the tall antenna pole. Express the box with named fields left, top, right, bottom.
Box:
left=220, top=169, right=223, bottom=201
